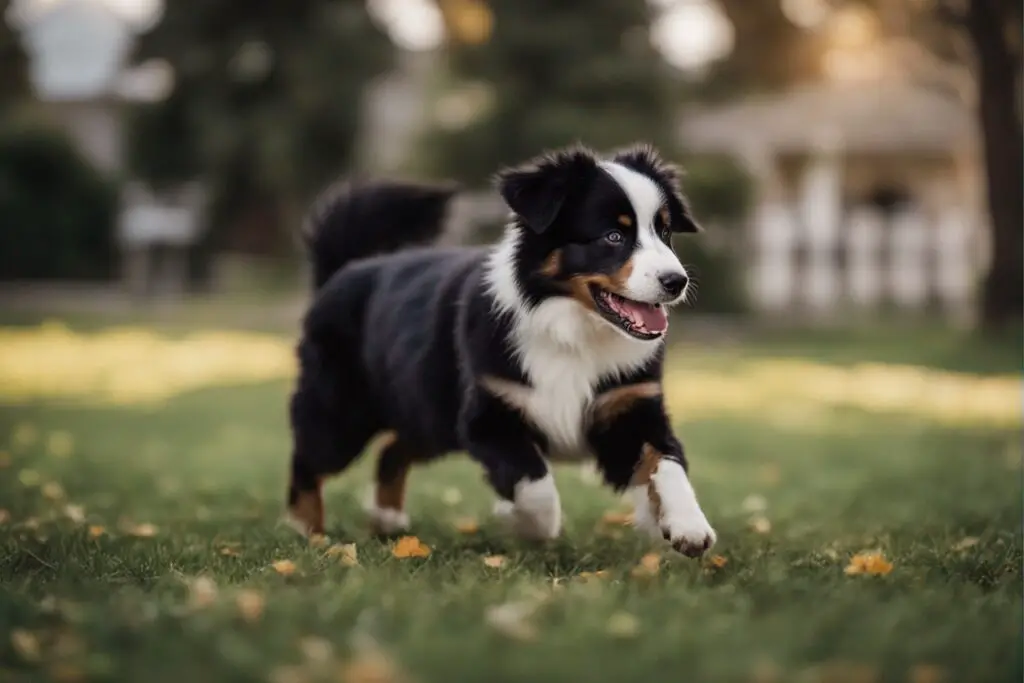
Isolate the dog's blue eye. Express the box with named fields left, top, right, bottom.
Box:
left=605, top=230, right=624, bottom=244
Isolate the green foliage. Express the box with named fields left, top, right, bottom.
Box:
left=682, top=155, right=755, bottom=226
left=421, top=0, right=682, bottom=185
left=0, top=120, right=118, bottom=280
left=127, top=0, right=395, bottom=252
left=0, top=0, right=31, bottom=111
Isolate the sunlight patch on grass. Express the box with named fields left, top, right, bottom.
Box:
left=0, top=322, right=1019, bottom=427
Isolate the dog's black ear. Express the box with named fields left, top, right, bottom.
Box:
left=612, top=143, right=702, bottom=233
left=495, top=146, right=597, bottom=234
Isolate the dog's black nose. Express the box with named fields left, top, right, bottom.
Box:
left=658, top=272, right=688, bottom=298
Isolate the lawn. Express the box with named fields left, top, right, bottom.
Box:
left=0, top=320, right=1021, bottom=683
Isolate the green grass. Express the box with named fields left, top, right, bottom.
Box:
left=0, top=325, right=1021, bottom=683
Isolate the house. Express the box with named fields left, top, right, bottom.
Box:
left=678, top=80, right=986, bottom=324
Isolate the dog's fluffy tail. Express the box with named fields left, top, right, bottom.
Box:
left=303, top=178, right=459, bottom=289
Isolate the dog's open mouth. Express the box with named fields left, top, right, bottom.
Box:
left=590, top=286, right=668, bottom=340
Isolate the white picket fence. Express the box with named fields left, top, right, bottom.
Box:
left=749, top=202, right=984, bottom=321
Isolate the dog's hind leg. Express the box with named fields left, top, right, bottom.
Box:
left=364, top=434, right=427, bottom=535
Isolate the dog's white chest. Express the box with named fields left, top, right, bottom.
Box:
left=518, top=370, right=594, bottom=462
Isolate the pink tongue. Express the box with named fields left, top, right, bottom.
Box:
left=620, top=300, right=668, bottom=333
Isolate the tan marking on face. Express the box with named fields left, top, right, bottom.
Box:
left=617, top=215, right=632, bottom=227
left=591, top=382, right=661, bottom=426
left=565, top=257, right=635, bottom=311
left=289, top=482, right=324, bottom=535
left=539, top=249, right=561, bottom=277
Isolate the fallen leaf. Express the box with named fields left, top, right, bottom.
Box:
left=339, top=648, right=407, bottom=683
left=64, top=504, right=85, bottom=524
left=87, top=525, right=105, bottom=538
left=220, top=547, right=240, bottom=557
left=308, top=533, right=329, bottom=548
left=951, top=537, right=979, bottom=552
left=272, top=559, right=298, bottom=576
left=453, top=517, right=479, bottom=534
left=188, top=576, right=219, bottom=609
left=441, top=487, right=463, bottom=506
left=42, top=481, right=65, bottom=500
left=483, top=555, right=507, bottom=568
left=236, top=590, right=265, bottom=623
left=708, top=554, right=728, bottom=569
left=844, top=551, right=893, bottom=576
left=485, top=601, right=538, bottom=641
left=47, top=431, right=74, bottom=458
left=392, top=536, right=430, bottom=559
left=600, top=510, right=634, bottom=526
left=631, top=553, right=661, bottom=578
left=577, top=570, right=610, bottom=581
left=326, top=543, right=359, bottom=567
left=126, top=523, right=158, bottom=538
left=749, top=515, right=772, bottom=534
left=605, top=612, right=640, bottom=638
left=10, top=629, right=41, bottom=662
left=909, top=664, right=948, bottom=683
left=298, top=636, right=333, bottom=664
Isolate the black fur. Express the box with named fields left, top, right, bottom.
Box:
left=287, top=144, right=708, bottom=553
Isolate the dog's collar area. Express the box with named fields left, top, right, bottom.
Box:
left=590, top=285, right=666, bottom=340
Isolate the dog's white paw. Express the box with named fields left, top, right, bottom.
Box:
left=494, top=474, right=562, bottom=540
left=661, top=510, right=716, bottom=558
left=632, top=458, right=716, bottom=558
left=363, top=485, right=410, bottom=534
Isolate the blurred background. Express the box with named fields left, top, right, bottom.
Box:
left=0, top=0, right=1020, bottom=333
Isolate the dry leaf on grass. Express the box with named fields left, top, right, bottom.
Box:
left=605, top=612, right=640, bottom=639
left=482, top=555, right=506, bottom=568
left=600, top=510, right=634, bottom=526
left=844, top=552, right=893, bottom=576
left=220, top=547, right=240, bottom=557
left=577, top=570, right=610, bottom=581
left=951, top=537, right=979, bottom=552
left=485, top=601, right=538, bottom=641
left=272, top=559, right=298, bottom=576
left=236, top=590, right=265, bottom=623
left=87, top=525, right=105, bottom=538
left=631, top=553, right=661, bottom=578
left=64, top=504, right=85, bottom=524
left=453, top=517, right=479, bottom=534
left=187, top=576, right=219, bottom=609
left=308, top=534, right=329, bottom=548
left=10, top=629, right=41, bottom=661
left=339, top=648, right=408, bottom=683
left=326, top=543, right=359, bottom=567
left=392, top=536, right=430, bottom=559
left=125, top=522, right=158, bottom=538
left=707, top=554, right=728, bottom=569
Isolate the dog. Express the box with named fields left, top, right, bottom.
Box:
left=285, top=143, right=716, bottom=556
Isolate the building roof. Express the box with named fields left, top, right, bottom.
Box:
left=679, top=81, right=977, bottom=156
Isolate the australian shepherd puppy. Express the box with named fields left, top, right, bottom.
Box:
left=286, top=143, right=716, bottom=557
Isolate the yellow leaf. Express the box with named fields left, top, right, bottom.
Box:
left=600, top=510, right=634, bottom=526
left=708, top=554, right=728, bottom=569
left=11, top=629, right=41, bottom=662
left=453, top=517, right=479, bottom=534
left=326, top=543, right=359, bottom=567
left=236, top=589, right=265, bottom=623
left=578, top=570, right=610, bottom=581
left=87, top=525, right=105, bottom=538
left=392, top=535, right=431, bottom=559
left=42, top=481, right=65, bottom=500
left=951, top=537, right=979, bottom=552
left=631, top=553, right=661, bottom=578
left=220, top=547, right=240, bottom=557
left=64, top=504, right=85, bottom=524
left=272, top=559, right=298, bottom=576
left=483, top=555, right=506, bottom=568
left=47, top=431, right=74, bottom=458
left=844, top=551, right=893, bottom=576
left=127, top=522, right=158, bottom=537
left=308, top=533, right=329, bottom=548
left=606, top=612, right=640, bottom=639
left=188, top=576, right=219, bottom=609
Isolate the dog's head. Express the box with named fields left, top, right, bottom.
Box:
left=493, top=143, right=700, bottom=342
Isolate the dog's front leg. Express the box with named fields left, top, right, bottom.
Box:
left=589, top=386, right=716, bottom=557
left=462, top=395, right=562, bottom=541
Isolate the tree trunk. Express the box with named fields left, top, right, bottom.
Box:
left=968, top=0, right=1023, bottom=331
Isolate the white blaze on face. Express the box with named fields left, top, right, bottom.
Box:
left=598, top=161, right=687, bottom=304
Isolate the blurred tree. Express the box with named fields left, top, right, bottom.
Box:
left=423, top=0, right=682, bottom=185
left=127, top=0, right=394, bottom=256
left=0, top=0, right=31, bottom=110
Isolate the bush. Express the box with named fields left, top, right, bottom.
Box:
left=0, top=119, right=118, bottom=280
